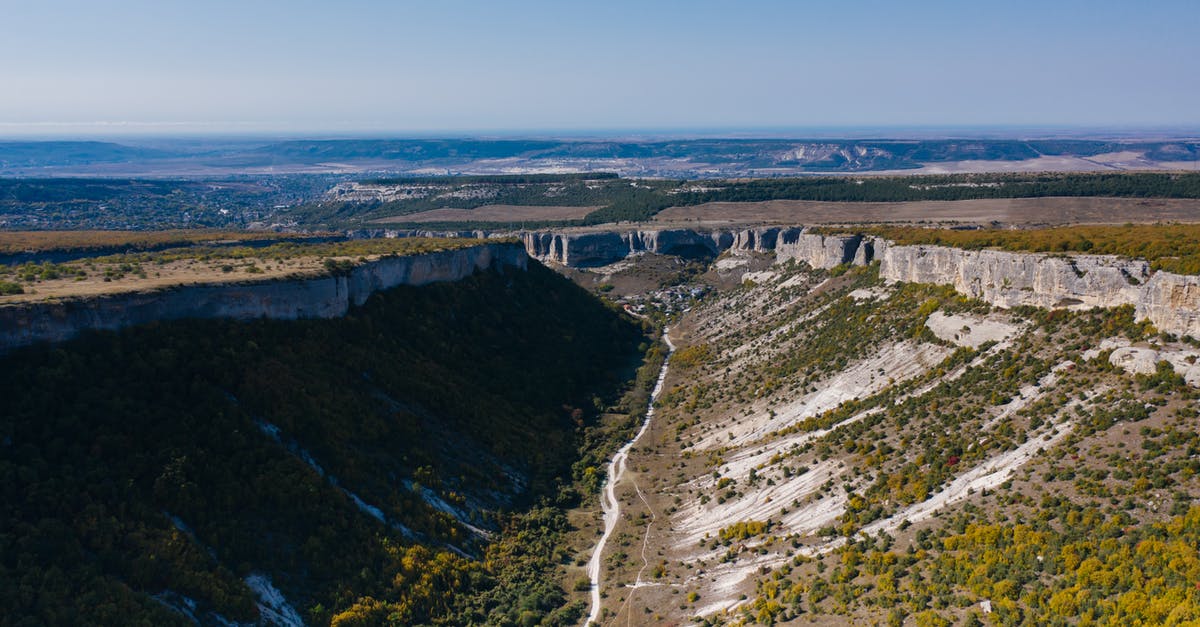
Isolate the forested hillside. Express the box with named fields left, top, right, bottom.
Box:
left=288, top=172, right=1200, bottom=229
left=0, top=261, right=648, bottom=626
left=584, top=172, right=1200, bottom=224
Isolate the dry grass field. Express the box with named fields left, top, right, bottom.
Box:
left=0, top=256, right=327, bottom=303
left=653, top=196, right=1200, bottom=226
left=373, top=204, right=599, bottom=224
left=0, top=230, right=318, bottom=254
left=0, top=238, right=484, bottom=303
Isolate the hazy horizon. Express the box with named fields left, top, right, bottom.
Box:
left=4, top=0, right=1198, bottom=136
left=3, top=125, right=1200, bottom=143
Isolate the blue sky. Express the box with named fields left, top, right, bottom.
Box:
left=1, top=0, right=1197, bottom=135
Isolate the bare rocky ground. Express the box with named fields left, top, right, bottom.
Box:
left=570, top=249, right=1200, bottom=626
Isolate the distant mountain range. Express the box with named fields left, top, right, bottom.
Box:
left=0, top=137, right=1197, bottom=177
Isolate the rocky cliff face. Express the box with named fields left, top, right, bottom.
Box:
left=522, top=230, right=733, bottom=267
left=874, top=240, right=1150, bottom=309
left=1135, top=273, right=1200, bottom=339
left=776, top=231, right=867, bottom=269
left=0, top=243, right=527, bottom=354
left=869, top=239, right=1200, bottom=338
left=403, top=226, right=1200, bottom=338
left=519, top=227, right=865, bottom=269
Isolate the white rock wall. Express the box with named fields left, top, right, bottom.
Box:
left=874, top=238, right=1200, bottom=338
left=775, top=232, right=865, bottom=269
left=875, top=240, right=1149, bottom=309
left=1135, top=272, right=1200, bottom=339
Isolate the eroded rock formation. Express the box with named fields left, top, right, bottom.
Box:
left=1135, top=273, right=1200, bottom=338
left=517, top=225, right=1200, bottom=338
left=520, top=227, right=863, bottom=269
left=873, top=240, right=1150, bottom=309
left=872, top=239, right=1200, bottom=338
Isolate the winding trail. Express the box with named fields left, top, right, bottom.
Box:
left=617, top=475, right=658, bottom=626
left=585, top=329, right=674, bottom=627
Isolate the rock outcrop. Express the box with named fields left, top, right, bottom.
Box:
left=871, top=239, right=1200, bottom=338
left=1135, top=273, right=1200, bottom=339
left=1108, top=344, right=1200, bottom=386
left=776, top=232, right=866, bottom=269
left=729, top=227, right=783, bottom=253
left=874, top=240, right=1150, bottom=309
left=523, top=230, right=734, bottom=267
left=0, top=243, right=527, bottom=354
left=518, top=227, right=867, bottom=269
left=355, top=226, right=1200, bottom=339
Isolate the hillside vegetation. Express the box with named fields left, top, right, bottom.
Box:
left=291, top=172, right=1200, bottom=228
left=0, top=261, right=648, bottom=626
left=588, top=172, right=1200, bottom=224
left=588, top=255, right=1200, bottom=626
left=297, top=174, right=653, bottom=228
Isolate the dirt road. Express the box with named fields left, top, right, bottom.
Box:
left=585, top=330, right=674, bottom=626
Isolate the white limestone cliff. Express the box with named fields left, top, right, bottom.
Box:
left=874, top=239, right=1149, bottom=309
